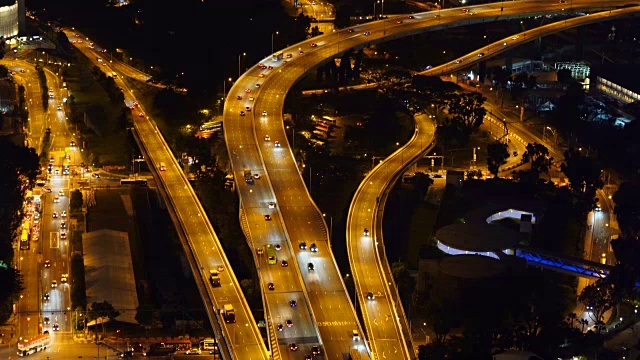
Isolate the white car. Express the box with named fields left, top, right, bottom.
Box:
left=268, top=202, right=276, bottom=209
left=265, top=135, right=271, bottom=141
left=274, top=141, right=280, bottom=147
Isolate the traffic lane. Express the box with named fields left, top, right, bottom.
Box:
left=70, top=40, right=266, bottom=357
left=18, top=233, right=40, bottom=341
left=267, top=292, right=317, bottom=342
left=131, top=131, right=264, bottom=354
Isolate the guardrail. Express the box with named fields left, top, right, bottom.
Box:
left=347, top=114, right=436, bottom=359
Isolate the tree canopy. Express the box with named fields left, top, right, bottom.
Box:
left=486, top=141, right=509, bottom=177
left=447, top=92, right=487, bottom=129
left=612, top=181, right=640, bottom=240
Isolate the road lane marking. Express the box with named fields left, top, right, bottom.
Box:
left=50, top=232, right=59, bottom=249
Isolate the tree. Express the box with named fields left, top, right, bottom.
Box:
left=486, top=141, right=509, bottom=177
left=70, top=189, right=83, bottom=212
left=447, top=92, right=487, bottom=129
left=334, top=4, right=354, bottom=29
left=566, top=312, right=577, bottom=329
left=522, top=142, right=553, bottom=177
left=561, top=148, right=603, bottom=200
left=0, top=65, right=8, bottom=78
left=578, top=280, right=614, bottom=332
left=135, top=303, right=154, bottom=326
left=612, top=181, right=640, bottom=240
left=391, top=260, right=412, bottom=296
left=88, top=300, right=120, bottom=335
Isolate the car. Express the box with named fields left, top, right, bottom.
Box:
left=57, top=105, right=62, bottom=111
left=245, top=106, right=252, bottom=111
left=240, top=111, right=246, bottom=116
left=93, top=173, right=100, bottom=178
left=312, top=346, right=321, bottom=356
left=290, top=300, right=297, bottom=307
left=59, top=190, right=64, bottom=197
left=259, top=63, right=266, bottom=69
left=281, top=260, right=289, bottom=267
left=49, top=94, right=54, bottom=99
left=299, top=50, right=304, bottom=54
left=255, top=84, right=261, bottom=88
left=262, top=110, right=267, bottom=116
left=51, top=280, right=57, bottom=288
left=249, top=96, right=255, bottom=101
left=52, top=211, right=58, bottom=218
left=468, top=11, right=475, bottom=15
left=186, top=348, right=201, bottom=355
left=310, top=43, right=317, bottom=47
left=274, top=141, right=281, bottom=147
left=44, top=260, right=51, bottom=268
left=286, top=53, right=292, bottom=59
left=299, top=241, right=307, bottom=250
left=513, top=151, right=518, bottom=157
left=60, top=232, right=67, bottom=240
left=20, top=69, right=26, bottom=73
left=454, top=59, right=462, bottom=64
left=52, top=323, right=59, bottom=331
left=217, top=265, right=225, bottom=272
left=264, top=214, right=272, bottom=221
left=305, top=355, right=312, bottom=360
left=257, top=247, right=264, bottom=255
left=477, top=52, right=485, bottom=57
left=258, top=74, right=265, bottom=78
left=348, top=29, right=354, bottom=33
left=268, top=65, right=273, bottom=70
left=600, top=253, right=607, bottom=265
left=54, top=195, right=59, bottom=203
left=461, top=8, right=468, bottom=13
left=268, top=201, right=276, bottom=209
left=596, top=204, right=602, bottom=212
left=277, top=323, right=283, bottom=331
left=310, top=243, right=318, bottom=252
left=307, top=263, right=315, bottom=271
left=54, top=169, right=60, bottom=175
left=245, top=88, right=251, bottom=93
left=512, top=36, right=519, bottom=40
left=61, top=273, right=68, bottom=283
left=253, top=173, right=260, bottom=179
left=49, top=156, right=55, bottom=163
left=289, top=343, right=298, bottom=351
left=363, top=228, right=370, bottom=236
left=367, top=291, right=375, bottom=300
left=275, top=244, right=281, bottom=250
left=44, top=293, right=50, bottom=302
left=44, top=317, right=50, bottom=324
left=363, top=31, right=370, bottom=36
left=45, top=187, right=52, bottom=193
left=265, top=135, right=271, bottom=141
left=61, top=221, right=67, bottom=229
left=268, top=283, right=275, bottom=291
left=61, top=210, right=67, bottom=217
left=396, top=20, right=403, bottom=24
left=237, top=95, right=243, bottom=100
left=503, top=42, right=508, bottom=46
left=286, top=319, right=293, bottom=327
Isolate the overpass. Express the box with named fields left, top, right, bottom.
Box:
left=65, top=32, right=270, bottom=360
left=223, top=1, right=634, bottom=359
left=421, top=5, right=640, bottom=77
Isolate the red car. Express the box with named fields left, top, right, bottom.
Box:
left=311, top=43, right=317, bottom=47
left=245, top=88, right=251, bottom=93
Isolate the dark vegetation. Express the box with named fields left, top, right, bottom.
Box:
left=30, top=0, right=315, bottom=98
left=0, top=138, right=40, bottom=324
left=36, top=65, right=48, bottom=109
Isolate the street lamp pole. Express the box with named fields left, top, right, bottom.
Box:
left=323, top=213, right=333, bottom=240
left=271, top=31, right=279, bottom=55
left=238, top=53, right=246, bottom=78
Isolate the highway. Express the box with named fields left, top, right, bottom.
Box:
left=347, top=113, right=435, bottom=359
left=224, top=1, right=630, bottom=359
left=66, top=32, right=269, bottom=360
left=420, top=5, right=640, bottom=78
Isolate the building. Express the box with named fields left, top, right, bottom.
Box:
left=0, top=0, right=21, bottom=38
left=593, top=64, right=640, bottom=105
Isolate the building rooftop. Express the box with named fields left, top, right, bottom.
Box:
left=594, top=64, right=640, bottom=95
left=435, top=222, right=519, bottom=253
left=438, top=255, right=506, bottom=279
left=83, top=229, right=139, bottom=324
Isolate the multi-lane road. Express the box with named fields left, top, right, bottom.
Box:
left=347, top=113, right=436, bottom=359
left=421, top=5, right=640, bottom=77
left=224, top=1, right=630, bottom=359
left=66, top=32, right=269, bottom=360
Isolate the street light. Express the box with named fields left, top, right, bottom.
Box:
left=238, top=52, right=246, bottom=78
left=544, top=126, right=557, bottom=147
left=222, top=77, right=232, bottom=102
left=271, top=31, right=279, bottom=55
